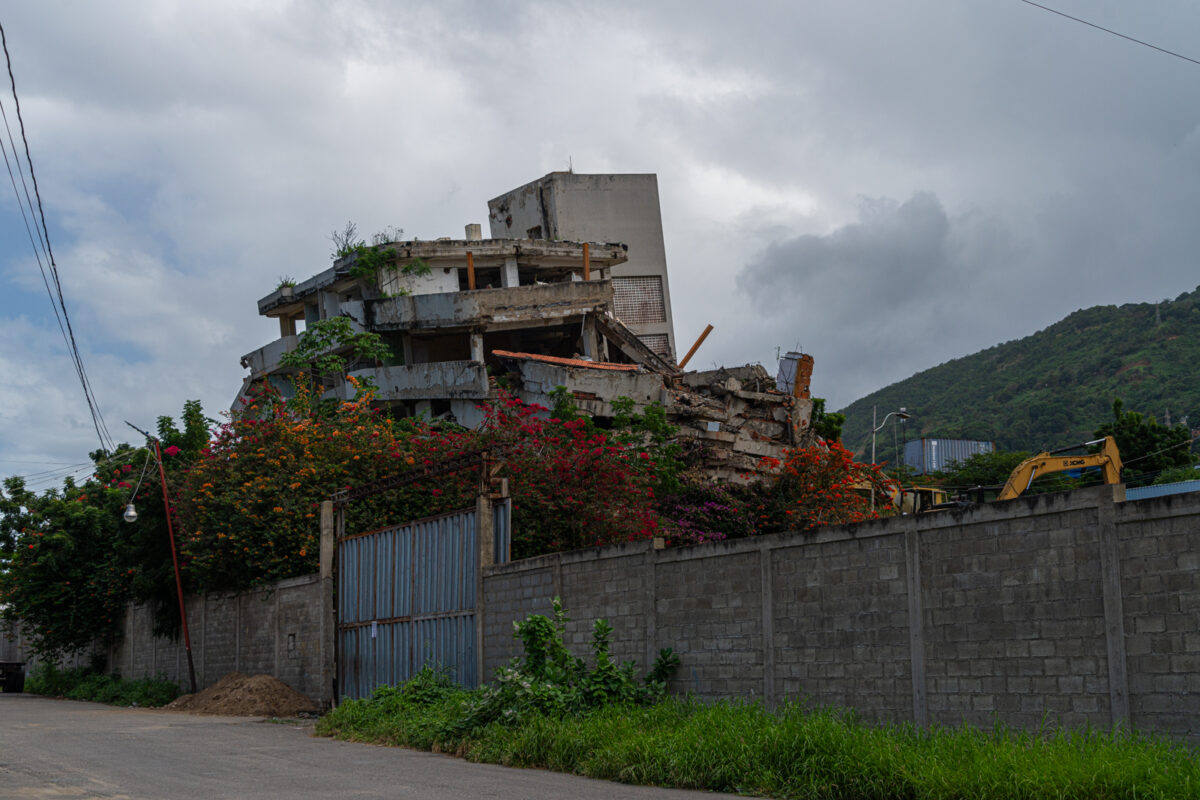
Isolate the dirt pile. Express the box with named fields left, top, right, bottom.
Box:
left=166, top=672, right=318, bottom=717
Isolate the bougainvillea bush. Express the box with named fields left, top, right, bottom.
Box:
left=175, top=383, right=661, bottom=587
left=474, top=394, right=658, bottom=559
left=751, top=440, right=894, bottom=534
left=2, top=378, right=891, bottom=659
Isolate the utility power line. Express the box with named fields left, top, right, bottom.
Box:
left=0, top=21, right=114, bottom=454
left=1018, top=1, right=1200, bottom=68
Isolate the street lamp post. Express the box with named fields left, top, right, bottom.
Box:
left=123, top=422, right=198, bottom=694
left=871, top=406, right=911, bottom=510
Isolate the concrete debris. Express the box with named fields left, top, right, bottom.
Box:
left=493, top=353, right=814, bottom=481
left=666, top=364, right=814, bottom=480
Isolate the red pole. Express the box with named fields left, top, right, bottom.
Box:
left=153, top=438, right=197, bottom=694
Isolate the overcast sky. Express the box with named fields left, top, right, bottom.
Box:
left=2, top=1, right=1198, bottom=488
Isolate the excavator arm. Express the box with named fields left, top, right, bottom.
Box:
left=996, top=436, right=1122, bottom=501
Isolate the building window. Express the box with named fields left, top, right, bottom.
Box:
left=613, top=276, right=667, bottom=325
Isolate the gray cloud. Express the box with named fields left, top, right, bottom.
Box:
left=3, top=0, right=1200, bottom=467
left=735, top=192, right=1021, bottom=405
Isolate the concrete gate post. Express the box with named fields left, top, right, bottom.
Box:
left=320, top=500, right=337, bottom=708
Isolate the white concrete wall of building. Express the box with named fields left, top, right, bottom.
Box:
left=487, top=173, right=676, bottom=360
left=379, top=265, right=460, bottom=297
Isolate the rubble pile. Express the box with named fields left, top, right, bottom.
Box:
left=667, top=364, right=814, bottom=481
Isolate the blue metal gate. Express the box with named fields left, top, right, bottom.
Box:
left=336, top=498, right=510, bottom=700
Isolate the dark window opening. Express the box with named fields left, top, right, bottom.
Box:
left=410, top=333, right=471, bottom=363
left=458, top=267, right=502, bottom=291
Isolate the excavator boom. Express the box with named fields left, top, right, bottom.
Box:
left=996, top=436, right=1122, bottom=500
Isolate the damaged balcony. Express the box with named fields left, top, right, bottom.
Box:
left=257, top=239, right=628, bottom=318
left=240, top=335, right=299, bottom=378
left=368, top=280, right=614, bottom=332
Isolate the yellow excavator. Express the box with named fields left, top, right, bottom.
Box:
left=996, top=436, right=1123, bottom=500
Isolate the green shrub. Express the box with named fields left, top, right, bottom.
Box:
left=457, top=599, right=678, bottom=734
left=25, top=663, right=179, bottom=707
left=319, top=600, right=679, bottom=749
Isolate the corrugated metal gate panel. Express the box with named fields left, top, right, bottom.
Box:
left=338, top=499, right=510, bottom=700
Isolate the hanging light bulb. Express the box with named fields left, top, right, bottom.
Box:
left=123, top=503, right=138, bottom=523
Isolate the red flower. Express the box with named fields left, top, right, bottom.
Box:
left=164, top=445, right=182, bottom=456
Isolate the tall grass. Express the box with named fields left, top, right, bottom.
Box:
left=25, top=663, right=180, bottom=708
left=317, top=692, right=1198, bottom=799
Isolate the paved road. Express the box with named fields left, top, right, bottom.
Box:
left=0, top=694, right=726, bottom=800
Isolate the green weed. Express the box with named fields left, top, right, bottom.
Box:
left=316, top=602, right=1197, bottom=798
left=25, top=663, right=180, bottom=707
left=320, top=696, right=1198, bottom=799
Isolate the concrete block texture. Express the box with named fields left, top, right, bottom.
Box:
left=773, top=536, right=912, bottom=724
left=106, top=575, right=329, bottom=706
left=480, top=486, right=1199, bottom=742
left=921, top=507, right=1111, bottom=731
left=656, top=552, right=764, bottom=700
left=1118, top=491, right=1200, bottom=739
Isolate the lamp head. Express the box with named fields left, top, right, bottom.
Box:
left=123, top=503, right=138, bottom=523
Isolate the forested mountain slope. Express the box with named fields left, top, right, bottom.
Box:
left=839, top=285, right=1200, bottom=465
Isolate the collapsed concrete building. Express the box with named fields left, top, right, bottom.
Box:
left=235, top=173, right=814, bottom=479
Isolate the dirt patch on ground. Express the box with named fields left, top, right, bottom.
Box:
left=165, top=672, right=318, bottom=717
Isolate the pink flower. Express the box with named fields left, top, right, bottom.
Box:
left=164, top=445, right=181, bottom=456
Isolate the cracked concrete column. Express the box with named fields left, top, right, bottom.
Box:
left=501, top=256, right=519, bottom=288
left=581, top=315, right=600, bottom=360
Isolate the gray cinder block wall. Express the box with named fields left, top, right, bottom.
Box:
left=107, top=574, right=330, bottom=705
left=100, top=484, right=1197, bottom=738
left=108, top=506, right=337, bottom=707
left=482, top=485, right=1200, bottom=741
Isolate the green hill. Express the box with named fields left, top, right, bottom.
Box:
left=838, top=285, right=1200, bottom=468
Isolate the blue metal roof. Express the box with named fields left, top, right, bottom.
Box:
left=1125, top=479, right=1200, bottom=501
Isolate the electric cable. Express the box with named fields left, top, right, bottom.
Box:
left=1018, top=1, right=1200, bottom=68
left=1118, top=432, right=1200, bottom=468
left=122, top=447, right=155, bottom=508
left=7, top=462, right=96, bottom=481
left=0, top=22, right=114, bottom=454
